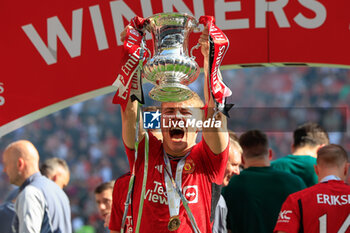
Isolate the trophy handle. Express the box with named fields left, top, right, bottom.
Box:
left=190, top=43, right=201, bottom=60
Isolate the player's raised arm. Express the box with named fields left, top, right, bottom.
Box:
left=120, top=26, right=145, bottom=150
left=198, top=26, right=228, bottom=154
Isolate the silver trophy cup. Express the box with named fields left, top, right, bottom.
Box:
left=143, top=13, right=200, bottom=102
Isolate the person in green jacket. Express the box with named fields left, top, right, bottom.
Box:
left=271, top=122, right=329, bottom=187
left=223, top=130, right=306, bottom=233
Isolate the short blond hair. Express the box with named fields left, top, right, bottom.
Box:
left=161, top=92, right=204, bottom=108
left=186, top=92, right=204, bottom=108
left=317, top=144, right=348, bottom=168
left=229, top=131, right=242, bottom=154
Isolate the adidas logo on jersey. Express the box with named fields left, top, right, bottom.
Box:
left=155, top=165, right=163, bottom=174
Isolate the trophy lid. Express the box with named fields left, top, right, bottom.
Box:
left=146, top=12, right=198, bottom=28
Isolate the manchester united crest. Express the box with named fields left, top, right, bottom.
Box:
left=183, top=159, right=195, bottom=174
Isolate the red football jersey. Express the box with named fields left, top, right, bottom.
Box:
left=109, top=172, right=133, bottom=232
left=124, top=132, right=228, bottom=233
left=274, top=180, right=350, bottom=233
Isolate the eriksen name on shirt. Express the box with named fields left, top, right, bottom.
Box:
left=316, top=194, right=350, bottom=206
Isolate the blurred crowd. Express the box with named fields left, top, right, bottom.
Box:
left=1, top=66, right=350, bottom=231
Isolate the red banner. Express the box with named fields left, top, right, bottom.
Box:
left=1, top=0, right=350, bottom=136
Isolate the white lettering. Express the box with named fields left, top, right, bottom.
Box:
left=162, top=118, right=221, bottom=128
left=0, top=82, right=4, bottom=106
left=159, top=195, right=168, bottom=204
left=178, top=120, right=184, bottom=128
left=279, top=210, right=292, bottom=220
left=112, top=69, right=135, bottom=100
left=20, top=1, right=329, bottom=65
left=153, top=181, right=162, bottom=192
left=152, top=194, right=159, bottom=202
left=317, top=194, right=350, bottom=206
left=324, top=194, right=330, bottom=205
left=110, top=1, right=136, bottom=46
left=203, top=119, right=210, bottom=128
left=341, top=195, right=348, bottom=205
left=214, top=0, right=249, bottom=30
left=140, top=0, right=154, bottom=17
left=145, top=189, right=152, bottom=200
left=145, top=181, right=168, bottom=205
left=319, top=214, right=327, bottom=233
left=163, top=119, right=170, bottom=128
left=319, top=213, right=350, bottom=233
left=339, top=214, right=350, bottom=233
left=196, top=120, right=203, bottom=128
left=332, top=195, right=341, bottom=205
left=256, top=0, right=290, bottom=28
left=294, top=0, right=326, bottom=29
left=22, top=8, right=83, bottom=65
left=186, top=119, right=196, bottom=127
left=89, top=5, right=109, bottom=50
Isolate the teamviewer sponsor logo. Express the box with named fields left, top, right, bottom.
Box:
left=143, top=110, right=161, bottom=129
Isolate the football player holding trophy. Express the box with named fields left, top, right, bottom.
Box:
left=111, top=12, right=232, bottom=233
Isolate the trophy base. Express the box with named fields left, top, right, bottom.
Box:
left=149, top=83, right=194, bottom=102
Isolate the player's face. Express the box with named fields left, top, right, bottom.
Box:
left=223, top=144, right=242, bottom=186
left=161, top=101, right=201, bottom=157
left=95, top=189, right=113, bottom=219
left=55, top=168, right=70, bottom=189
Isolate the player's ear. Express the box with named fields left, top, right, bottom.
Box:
left=268, top=149, right=273, bottom=161
left=52, top=174, right=58, bottom=182
left=17, top=158, right=25, bottom=171
left=241, top=154, right=246, bottom=168
left=344, top=163, right=349, bottom=177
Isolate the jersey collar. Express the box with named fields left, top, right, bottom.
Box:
left=320, top=175, right=341, bottom=183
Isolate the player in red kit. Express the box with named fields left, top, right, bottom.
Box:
left=109, top=172, right=132, bottom=233
left=117, top=25, right=229, bottom=233
left=274, top=144, right=350, bottom=233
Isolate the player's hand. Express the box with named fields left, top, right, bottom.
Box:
left=120, top=25, right=133, bottom=43
left=104, top=213, right=111, bottom=228
left=198, top=26, right=209, bottom=59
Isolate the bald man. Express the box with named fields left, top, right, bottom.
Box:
left=274, top=144, right=350, bottom=233
left=2, top=140, right=72, bottom=233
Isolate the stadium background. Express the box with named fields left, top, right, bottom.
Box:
left=1, top=66, right=350, bottom=231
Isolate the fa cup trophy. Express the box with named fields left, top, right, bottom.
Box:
left=143, top=13, right=201, bottom=102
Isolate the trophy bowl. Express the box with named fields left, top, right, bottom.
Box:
left=143, top=12, right=200, bottom=102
